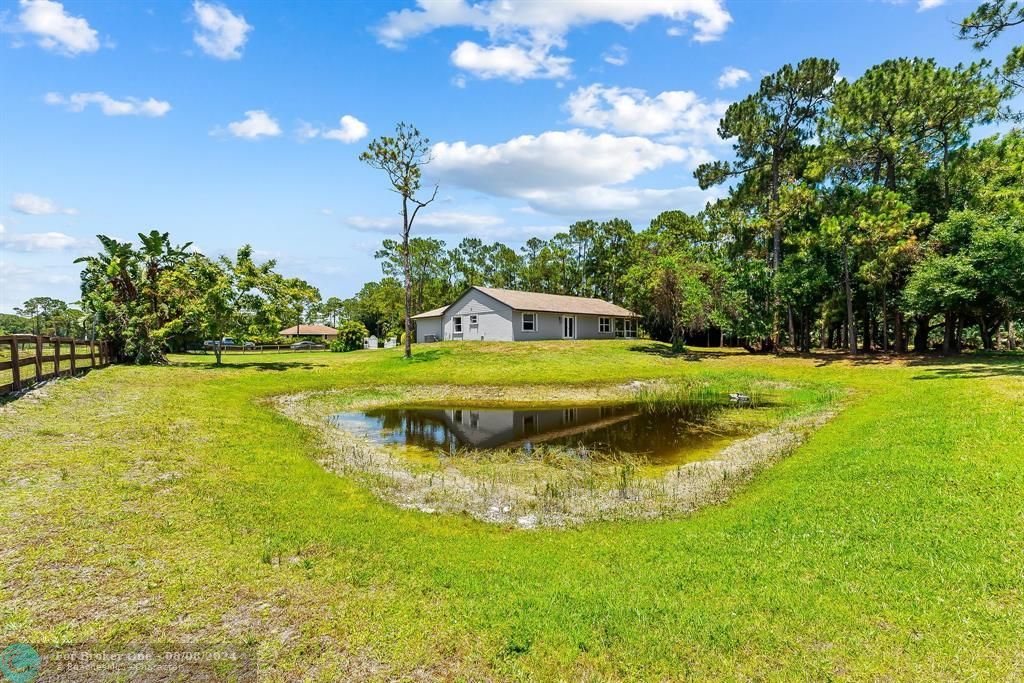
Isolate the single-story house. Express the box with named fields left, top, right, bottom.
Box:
left=279, top=324, right=338, bottom=340
left=412, top=286, right=639, bottom=343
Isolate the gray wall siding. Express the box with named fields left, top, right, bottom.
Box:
left=577, top=314, right=617, bottom=339
left=512, top=312, right=619, bottom=340
left=414, top=318, right=442, bottom=343
left=512, top=311, right=558, bottom=341
left=442, top=290, right=515, bottom=341
left=416, top=288, right=631, bottom=343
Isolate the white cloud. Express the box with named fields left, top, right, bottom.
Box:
left=375, top=0, right=731, bottom=82
left=10, top=192, right=76, bottom=216
left=345, top=212, right=563, bottom=241
left=917, top=0, right=946, bottom=10
left=666, top=26, right=685, bottom=37
left=347, top=211, right=504, bottom=233
left=432, top=130, right=687, bottom=194
left=602, top=44, right=628, bottom=67
left=421, top=212, right=505, bottom=229
left=717, top=66, right=750, bottom=89
left=297, top=115, right=369, bottom=143
left=44, top=91, right=171, bottom=117
left=429, top=129, right=717, bottom=215
left=377, top=0, right=732, bottom=46
left=524, top=183, right=722, bottom=215
left=223, top=110, right=281, bottom=139
left=16, top=0, right=99, bottom=56
left=192, top=1, right=252, bottom=60
left=346, top=216, right=396, bottom=232
left=0, top=224, right=88, bottom=251
left=295, top=121, right=320, bottom=140
left=322, top=115, right=369, bottom=143
left=0, top=260, right=79, bottom=311
left=565, top=84, right=727, bottom=143
left=450, top=40, right=571, bottom=80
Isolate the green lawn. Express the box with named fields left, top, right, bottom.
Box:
left=1, top=341, right=1022, bottom=680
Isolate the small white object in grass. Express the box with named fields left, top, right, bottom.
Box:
left=729, top=392, right=751, bottom=403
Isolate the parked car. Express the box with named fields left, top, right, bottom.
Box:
left=242, top=341, right=255, bottom=348
left=203, top=337, right=240, bottom=348
left=290, top=340, right=318, bottom=350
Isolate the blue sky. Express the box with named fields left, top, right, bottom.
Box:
left=0, top=0, right=1013, bottom=312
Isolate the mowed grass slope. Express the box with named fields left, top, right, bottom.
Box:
left=1, top=342, right=1022, bottom=680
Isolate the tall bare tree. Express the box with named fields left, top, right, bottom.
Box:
left=360, top=123, right=438, bottom=358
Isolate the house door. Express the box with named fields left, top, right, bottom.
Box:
left=562, top=315, right=576, bottom=339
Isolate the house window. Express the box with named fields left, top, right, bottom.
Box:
left=453, top=317, right=463, bottom=334
left=469, top=315, right=478, bottom=325
left=615, top=318, right=637, bottom=338
left=522, top=312, right=536, bottom=332
left=599, top=317, right=611, bottom=333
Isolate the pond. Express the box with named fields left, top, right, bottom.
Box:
left=329, top=400, right=763, bottom=467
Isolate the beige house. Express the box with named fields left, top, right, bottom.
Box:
left=413, top=286, right=639, bottom=343
left=279, top=324, right=338, bottom=340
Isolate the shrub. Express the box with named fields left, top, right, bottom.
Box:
left=330, top=320, right=369, bottom=352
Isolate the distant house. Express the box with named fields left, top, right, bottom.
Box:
left=279, top=323, right=338, bottom=340
left=412, top=286, right=639, bottom=343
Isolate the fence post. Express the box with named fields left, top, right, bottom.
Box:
left=54, top=338, right=61, bottom=376
left=34, top=336, right=43, bottom=383
left=10, top=339, right=21, bottom=392
left=89, top=340, right=96, bottom=368
left=69, top=339, right=77, bottom=374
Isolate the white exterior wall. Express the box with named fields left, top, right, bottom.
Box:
left=415, top=288, right=635, bottom=343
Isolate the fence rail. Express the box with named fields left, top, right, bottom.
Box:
left=0, top=335, right=114, bottom=397
left=186, top=343, right=327, bottom=354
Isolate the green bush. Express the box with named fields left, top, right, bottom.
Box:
left=330, top=320, right=369, bottom=352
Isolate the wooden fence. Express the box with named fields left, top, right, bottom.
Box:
left=0, top=334, right=114, bottom=397
left=187, top=343, right=327, bottom=354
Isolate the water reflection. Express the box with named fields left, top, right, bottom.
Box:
left=329, top=402, right=740, bottom=465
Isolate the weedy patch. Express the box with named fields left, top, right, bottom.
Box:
left=274, top=381, right=838, bottom=528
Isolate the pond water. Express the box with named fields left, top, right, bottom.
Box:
left=329, top=401, right=760, bottom=466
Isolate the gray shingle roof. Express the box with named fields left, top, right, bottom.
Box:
left=412, top=287, right=638, bottom=318
left=411, top=305, right=449, bottom=320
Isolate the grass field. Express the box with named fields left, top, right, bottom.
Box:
left=1, top=341, right=1022, bottom=680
